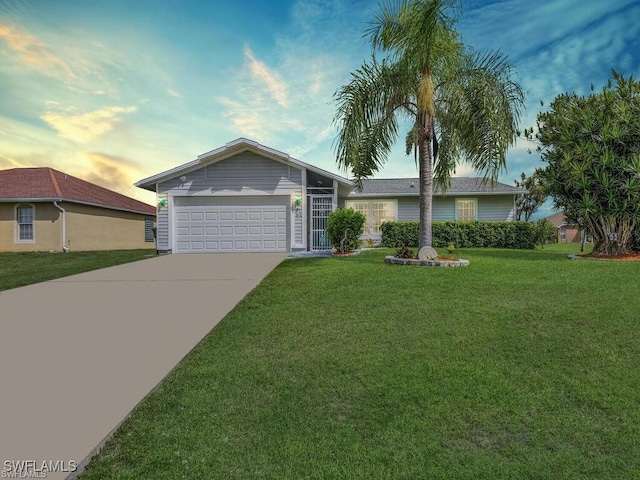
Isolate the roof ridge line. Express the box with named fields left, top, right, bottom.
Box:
left=48, top=167, right=63, bottom=197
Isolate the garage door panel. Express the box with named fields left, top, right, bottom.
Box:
left=190, top=241, right=204, bottom=250
left=174, top=196, right=288, bottom=253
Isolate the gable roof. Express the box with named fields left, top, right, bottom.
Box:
left=0, top=167, right=156, bottom=215
left=135, top=137, right=353, bottom=195
left=348, top=177, right=524, bottom=197
left=545, top=212, right=576, bottom=228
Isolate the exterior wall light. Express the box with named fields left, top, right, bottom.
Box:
left=293, top=193, right=303, bottom=218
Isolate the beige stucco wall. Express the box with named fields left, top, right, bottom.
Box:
left=64, top=203, right=154, bottom=251
left=0, top=203, right=61, bottom=252
left=0, top=202, right=155, bottom=252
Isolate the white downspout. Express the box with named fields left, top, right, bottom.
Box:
left=53, top=201, right=70, bottom=252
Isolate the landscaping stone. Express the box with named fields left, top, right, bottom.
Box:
left=385, top=256, right=470, bottom=267
left=418, top=246, right=439, bottom=260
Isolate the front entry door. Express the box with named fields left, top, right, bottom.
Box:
left=310, top=196, right=333, bottom=250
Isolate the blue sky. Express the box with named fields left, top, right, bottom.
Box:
left=1, top=0, right=639, bottom=213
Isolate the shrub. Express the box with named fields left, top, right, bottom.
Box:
left=327, top=208, right=365, bottom=253
left=380, top=221, right=538, bottom=249
left=395, top=246, right=415, bottom=258
left=533, top=219, right=558, bottom=248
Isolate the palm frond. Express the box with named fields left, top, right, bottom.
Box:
left=333, top=58, right=415, bottom=183
left=436, top=49, right=525, bottom=183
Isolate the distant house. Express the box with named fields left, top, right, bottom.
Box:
left=0, top=167, right=156, bottom=252
left=135, top=138, right=523, bottom=254
left=546, top=212, right=582, bottom=243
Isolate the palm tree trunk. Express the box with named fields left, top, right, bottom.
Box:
left=418, top=112, right=434, bottom=248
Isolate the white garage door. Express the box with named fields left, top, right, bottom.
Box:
left=174, top=196, right=288, bottom=253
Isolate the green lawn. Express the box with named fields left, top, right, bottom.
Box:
left=0, top=249, right=156, bottom=291
left=80, top=244, right=639, bottom=479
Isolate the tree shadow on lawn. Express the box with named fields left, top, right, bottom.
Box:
left=459, top=248, right=572, bottom=262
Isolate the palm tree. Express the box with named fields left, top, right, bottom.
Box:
left=334, top=0, right=525, bottom=248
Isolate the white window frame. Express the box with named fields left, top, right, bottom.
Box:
left=15, top=203, right=36, bottom=244
left=455, top=198, right=477, bottom=222
left=345, top=199, right=398, bottom=235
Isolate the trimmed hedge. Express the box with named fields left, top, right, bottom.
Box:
left=380, top=221, right=539, bottom=249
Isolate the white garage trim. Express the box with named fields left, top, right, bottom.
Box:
left=172, top=196, right=289, bottom=253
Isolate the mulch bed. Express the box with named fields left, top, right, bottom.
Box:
left=577, top=252, right=640, bottom=261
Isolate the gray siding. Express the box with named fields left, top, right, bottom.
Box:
left=157, top=152, right=303, bottom=252
left=295, top=212, right=302, bottom=246
left=397, top=197, right=455, bottom=221
left=476, top=196, right=516, bottom=221
left=341, top=194, right=516, bottom=223
left=158, top=152, right=303, bottom=196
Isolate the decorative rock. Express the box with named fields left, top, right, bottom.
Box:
left=418, top=246, right=439, bottom=260
left=385, top=256, right=470, bottom=267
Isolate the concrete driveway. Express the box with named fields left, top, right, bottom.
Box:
left=0, top=253, right=285, bottom=480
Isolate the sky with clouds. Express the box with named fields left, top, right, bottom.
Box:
left=1, top=0, right=639, bottom=215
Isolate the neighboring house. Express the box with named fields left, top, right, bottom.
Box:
left=546, top=212, right=583, bottom=243
left=136, top=138, right=524, bottom=254
left=0, top=167, right=156, bottom=252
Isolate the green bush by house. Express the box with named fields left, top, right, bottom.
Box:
left=327, top=208, right=365, bottom=252
left=380, top=220, right=556, bottom=249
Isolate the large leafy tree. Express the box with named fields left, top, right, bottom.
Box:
left=333, top=0, right=524, bottom=247
left=531, top=71, right=640, bottom=255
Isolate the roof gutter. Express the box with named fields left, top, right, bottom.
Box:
left=0, top=198, right=154, bottom=216
left=53, top=201, right=70, bottom=252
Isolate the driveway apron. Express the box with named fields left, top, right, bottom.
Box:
left=0, top=253, right=285, bottom=480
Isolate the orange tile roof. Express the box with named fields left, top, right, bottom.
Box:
left=0, top=167, right=155, bottom=215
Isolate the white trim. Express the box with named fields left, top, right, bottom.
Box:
left=14, top=203, right=35, bottom=244
left=168, top=195, right=175, bottom=253
left=1, top=198, right=153, bottom=216
left=301, top=169, right=307, bottom=250
left=455, top=198, right=478, bottom=221
left=332, top=179, right=338, bottom=211
left=290, top=191, right=297, bottom=249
